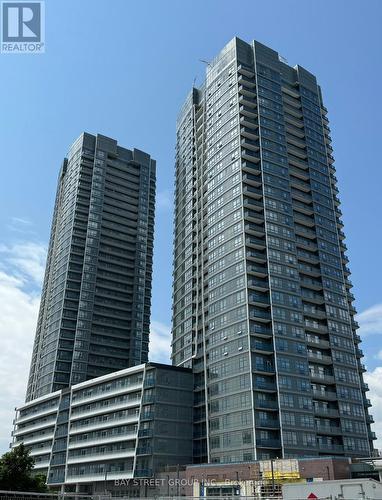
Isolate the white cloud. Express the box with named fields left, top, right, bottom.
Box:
left=0, top=241, right=47, bottom=285
left=0, top=241, right=46, bottom=454
left=156, top=190, right=173, bottom=211
left=149, top=321, right=172, bottom=364
left=364, top=367, right=382, bottom=452
left=11, top=217, right=32, bottom=225
left=357, top=303, right=382, bottom=338
left=7, top=216, right=36, bottom=235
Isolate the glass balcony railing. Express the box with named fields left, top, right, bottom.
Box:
left=250, top=324, right=272, bottom=336
left=249, top=294, right=270, bottom=305
left=253, top=340, right=273, bottom=352
left=255, top=418, right=279, bottom=428
left=254, top=398, right=278, bottom=409
left=317, top=443, right=344, bottom=453
left=256, top=438, right=281, bottom=448
left=313, top=407, right=339, bottom=418
left=254, top=363, right=275, bottom=374
left=254, top=380, right=276, bottom=391
left=312, top=389, right=337, bottom=401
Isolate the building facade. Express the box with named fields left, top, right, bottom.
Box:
left=26, top=133, right=156, bottom=401
left=13, top=363, right=193, bottom=493
left=172, top=38, right=375, bottom=464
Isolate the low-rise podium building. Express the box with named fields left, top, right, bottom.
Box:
left=12, top=363, right=193, bottom=493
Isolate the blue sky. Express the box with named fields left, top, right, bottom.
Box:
left=0, top=0, right=381, bottom=451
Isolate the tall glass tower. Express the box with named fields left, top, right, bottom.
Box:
left=172, top=38, right=375, bottom=463
left=26, top=133, right=156, bottom=401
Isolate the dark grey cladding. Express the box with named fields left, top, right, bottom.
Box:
left=26, top=132, right=156, bottom=401
left=172, top=38, right=375, bottom=464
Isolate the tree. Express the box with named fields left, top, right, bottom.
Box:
left=0, top=444, right=47, bottom=492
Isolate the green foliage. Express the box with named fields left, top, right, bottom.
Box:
left=0, top=444, right=48, bottom=492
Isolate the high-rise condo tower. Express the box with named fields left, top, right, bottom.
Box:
left=26, top=133, right=156, bottom=401
left=172, top=38, right=375, bottom=463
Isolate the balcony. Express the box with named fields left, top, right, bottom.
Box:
left=239, top=115, right=258, bottom=129
left=254, top=398, right=278, bottom=409
left=244, top=201, right=264, bottom=216
left=241, top=126, right=259, bottom=141
left=244, top=200, right=264, bottom=214
left=308, top=352, right=332, bottom=365
left=312, top=389, right=337, bottom=401
left=247, top=264, right=268, bottom=277
left=310, top=372, right=335, bottom=384
left=249, top=293, right=270, bottom=307
left=287, top=135, right=306, bottom=152
left=315, top=423, right=342, bottom=435
left=238, top=73, right=256, bottom=88
left=284, top=105, right=303, bottom=120
left=295, top=225, right=316, bottom=240
left=245, top=234, right=266, bottom=249
left=250, top=324, right=272, bottom=337
left=244, top=191, right=263, bottom=204
left=291, top=189, right=313, bottom=204
left=247, top=249, right=267, bottom=263
left=303, top=307, right=327, bottom=319
left=135, top=468, right=154, bottom=478
left=367, top=415, right=374, bottom=424
left=305, top=321, right=328, bottom=333
left=301, top=292, right=324, bottom=305
left=254, top=363, right=275, bottom=375
left=299, top=263, right=320, bottom=277
left=282, top=85, right=300, bottom=99
left=253, top=340, right=273, bottom=353
left=254, top=379, right=277, bottom=392
left=299, top=252, right=320, bottom=266
left=313, top=407, right=340, bottom=418
left=356, top=348, right=364, bottom=358
left=294, top=200, right=314, bottom=216
left=256, top=438, right=281, bottom=449
left=305, top=336, right=330, bottom=349
left=243, top=172, right=262, bottom=186
left=286, top=126, right=305, bottom=142
left=239, top=94, right=257, bottom=109
left=300, top=278, right=322, bottom=291
left=283, top=94, right=302, bottom=109
left=242, top=160, right=261, bottom=174
left=138, top=428, right=153, bottom=438
left=250, top=309, right=272, bottom=323
left=242, top=148, right=261, bottom=162
left=248, top=278, right=269, bottom=292
left=241, top=137, right=260, bottom=151
left=239, top=85, right=256, bottom=99
left=237, top=64, right=254, bottom=78
left=140, top=412, right=154, bottom=421
left=290, top=176, right=311, bottom=192
left=295, top=212, right=315, bottom=228
left=136, top=447, right=153, bottom=455
left=284, top=114, right=304, bottom=129
left=240, top=104, right=257, bottom=119
left=255, top=418, right=279, bottom=429
left=245, top=236, right=266, bottom=250
left=317, top=443, right=344, bottom=453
